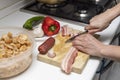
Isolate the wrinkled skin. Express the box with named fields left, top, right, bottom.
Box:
left=85, top=9, right=113, bottom=34
left=72, top=3, right=120, bottom=60
left=72, top=33, right=105, bottom=57
left=72, top=10, right=113, bottom=57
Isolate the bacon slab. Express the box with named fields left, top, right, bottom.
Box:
left=61, top=25, right=73, bottom=36
left=61, top=25, right=80, bottom=37
left=61, top=47, right=78, bottom=74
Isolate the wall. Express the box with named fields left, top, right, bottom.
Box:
left=0, top=0, right=33, bottom=19
left=0, top=0, right=23, bottom=10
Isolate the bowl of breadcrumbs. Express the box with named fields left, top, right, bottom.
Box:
left=0, top=26, right=34, bottom=78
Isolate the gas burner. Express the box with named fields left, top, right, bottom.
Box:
left=43, top=2, right=67, bottom=8
left=21, top=0, right=115, bottom=24
left=77, top=10, right=88, bottom=17
left=90, top=0, right=101, bottom=3
left=35, top=1, right=68, bottom=12
left=74, top=4, right=90, bottom=18
left=44, top=4, right=61, bottom=8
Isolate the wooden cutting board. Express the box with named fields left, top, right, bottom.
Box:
left=37, top=33, right=90, bottom=74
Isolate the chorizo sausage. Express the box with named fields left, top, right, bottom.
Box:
left=38, top=37, right=55, bottom=54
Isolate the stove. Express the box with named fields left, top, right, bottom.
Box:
left=21, top=0, right=116, bottom=24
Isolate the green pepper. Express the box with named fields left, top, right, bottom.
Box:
left=23, top=16, right=45, bottom=30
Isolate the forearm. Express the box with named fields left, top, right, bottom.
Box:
left=105, top=3, right=120, bottom=21
left=101, top=45, right=120, bottom=61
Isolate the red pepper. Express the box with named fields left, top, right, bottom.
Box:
left=42, top=16, right=60, bottom=36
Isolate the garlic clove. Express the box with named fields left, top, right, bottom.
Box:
left=47, top=49, right=56, bottom=58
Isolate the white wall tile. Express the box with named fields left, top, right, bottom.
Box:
left=0, top=0, right=22, bottom=10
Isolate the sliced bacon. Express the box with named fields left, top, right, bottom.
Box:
left=61, top=47, right=78, bottom=74
left=61, top=25, right=80, bottom=37
left=61, top=25, right=68, bottom=36
left=61, top=25, right=73, bottom=36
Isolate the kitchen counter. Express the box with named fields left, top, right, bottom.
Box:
left=0, top=7, right=120, bottom=80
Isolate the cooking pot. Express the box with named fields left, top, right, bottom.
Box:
left=36, top=0, right=66, bottom=4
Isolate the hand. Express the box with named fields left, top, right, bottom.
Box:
left=72, top=33, right=105, bottom=57
left=85, top=10, right=113, bottom=34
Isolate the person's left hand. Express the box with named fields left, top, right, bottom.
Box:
left=72, top=33, right=105, bottom=57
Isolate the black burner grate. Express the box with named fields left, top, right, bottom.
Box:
left=21, top=0, right=115, bottom=24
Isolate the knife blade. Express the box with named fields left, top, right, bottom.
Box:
left=65, top=30, right=88, bottom=43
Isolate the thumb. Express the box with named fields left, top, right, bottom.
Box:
left=85, top=25, right=93, bottom=30
left=85, top=25, right=99, bottom=34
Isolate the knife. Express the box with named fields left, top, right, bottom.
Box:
left=65, top=30, right=88, bottom=43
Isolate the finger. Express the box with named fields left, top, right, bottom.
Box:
left=74, top=36, right=84, bottom=42
left=75, top=34, right=88, bottom=41
left=73, top=45, right=86, bottom=53
left=88, top=29, right=100, bottom=34
left=85, top=26, right=99, bottom=30
left=85, top=25, right=92, bottom=30
left=85, top=26, right=100, bottom=34
left=73, top=45, right=84, bottom=51
left=72, top=40, right=85, bottom=48
left=72, top=40, right=81, bottom=46
left=72, top=40, right=81, bottom=45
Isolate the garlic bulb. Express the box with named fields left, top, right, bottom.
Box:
left=32, top=24, right=44, bottom=38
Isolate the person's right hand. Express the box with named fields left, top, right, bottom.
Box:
left=85, top=10, right=113, bottom=34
